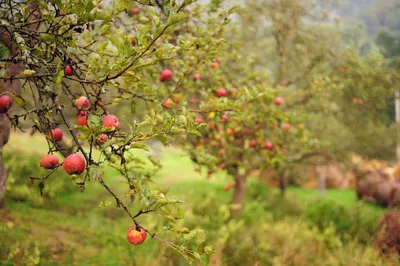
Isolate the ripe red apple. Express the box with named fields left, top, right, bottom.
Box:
left=193, top=140, right=201, bottom=147
left=102, top=114, right=120, bottom=129
left=195, top=116, right=204, bottom=124
left=77, top=111, right=88, bottom=126
left=216, top=88, right=228, bottom=97
left=127, top=227, right=147, bottom=245
left=96, top=134, right=108, bottom=145
left=274, top=97, right=283, bottom=106
left=224, top=182, right=237, bottom=191
left=132, top=7, right=140, bottom=15
left=192, top=73, right=201, bottom=81
left=263, top=141, right=273, bottom=150
left=189, top=97, right=198, bottom=104
left=131, top=38, right=136, bottom=46
left=226, top=128, right=234, bottom=136
left=283, top=123, right=291, bottom=131
left=220, top=163, right=227, bottom=170
left=0, top=95, right=12, bottom=113
left=220, top=113, right=229, bottom=124
left=50, top=128, right=63, bottom=142
left=63, top=154, right=86, bottom=175
left=158, top=68, right=173, bottom=82
left=40, top=155, right=59, bottom=169
left=75, top=96, right=90, bottom=109
left=211, top=61, right=219, bottom=69
left=64, top=65, right=74, bottom=76
left=249, top=139, right=257, bottom=148
left=208, top=121, right=216, bottom=130
left=245, top=129, right=252, bottom=135
left=162, top=98, right=173, bottom=109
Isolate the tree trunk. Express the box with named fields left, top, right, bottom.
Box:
left=0, top=3, right=40, bottom=207
left=278, top=170, right=288, bottom=196
left=231, top=174, right=247, bottom=218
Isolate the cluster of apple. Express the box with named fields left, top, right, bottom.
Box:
left=34, top=93, right=118, bottom=176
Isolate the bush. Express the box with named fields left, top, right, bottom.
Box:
left=247, top=181, right=380, bottom=243
left=4, top=151, right=75, bottom=205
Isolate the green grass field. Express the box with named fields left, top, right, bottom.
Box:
left=0, top=134, right=391, bottom=266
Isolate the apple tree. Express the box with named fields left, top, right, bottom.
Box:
left=0, top=0, right=235, bottom=263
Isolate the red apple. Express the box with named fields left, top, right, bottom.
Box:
left=40, top=155, right=59, bottom=169
left=127, top=227, right=147, bottom=245
left=162, top=98, right=173, bottom=109
left=131, top=38, right=136, bottom=46
left=226, top=128, right=234, bottom=136
left=158, top=68, right=173, bottom=82
left=195, top=116, right=204, bottom=124
left=189, top=97, right=198, bottom=104
left=245, top=129, right=252, bottom=135
left=0, top=95, right=12, bottom=114
left=211, top=61, right=219, bottom=69
left=249, top=139, right=257, bottom=148
left=96, top=134, right=108, bottom=145
left=64, top=65, right=74, bottom=76
left=216, top=88, right=228, bottom=97
left=220, top=113, right=229, bottom=123
left=263, top=141, right=273, bottom=150
left=192, top=73, right=201, bottom=81
left=75, top=96, right=90, bottom=110
left=63, top=154, right=86, bottom=175
left=77, top=111, right=88, bottom=126
left=132, top=7, right=140, bottom=15
left=208, top=121, right=216, bottom=130
left=274, top=97, right=283, bottom=106
left=102, top=114, right=120, bottom=129
left=220, top=163, right=227, bottom=170
left=50, top=128, right=63, bottom=142
left=224, top=182, right=237, bottom=191
left=283, top=123, right=291, bottom=131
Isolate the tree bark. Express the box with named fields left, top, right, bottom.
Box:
left=0, top=31, right=23, bottom=207
left=230, top=174, right=247, bottom=218
left=278, top=169, right=288, bottom=196
left=0, top=3, right=40, bottom=207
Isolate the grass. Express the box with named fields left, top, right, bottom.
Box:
left=0, top=134, right=388, bottom=265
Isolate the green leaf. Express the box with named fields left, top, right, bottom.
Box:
left=98, top=201, right=112, bottom=208
left=193, top=252, right=201, bottom=260
left=204, top=245, right=216, bottom=255
left=166, top=13, right=187, bottom=27
left=130, top=100, right=136, bottom=114
left=9, top=93, right=26, bottom=107
left=148, top=156, right=162, bottom=168
left=200, top=255, right=210, bottom=266
left=54, top=69, right=64, bottom=84
left=188, top=130, right=202, bottom=137
left=129, top=142, right=149, bottom=151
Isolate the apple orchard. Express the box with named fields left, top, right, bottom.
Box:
left=1, top=0, right=397, bottom=265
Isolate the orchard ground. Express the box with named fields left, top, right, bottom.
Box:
left=1, top=134, right=395, bottom=266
